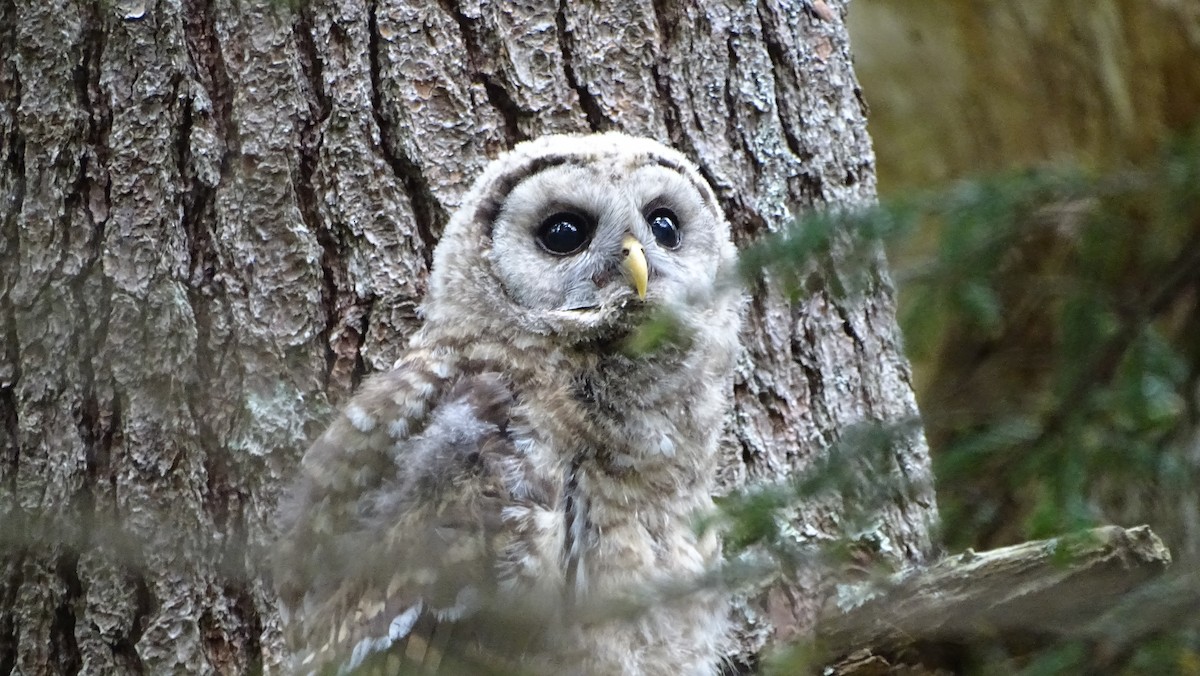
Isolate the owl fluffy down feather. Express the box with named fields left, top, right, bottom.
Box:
left=273, top=133, right=743, bottom=675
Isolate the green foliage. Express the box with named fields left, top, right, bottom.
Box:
left=737, top=128, right=1200, bottom=673
left=619, top=307, right=690, bottom=356
left=714, top=419, right=919, bottom=558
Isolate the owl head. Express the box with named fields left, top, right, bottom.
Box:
left=421, top=133, right=741, bottom=348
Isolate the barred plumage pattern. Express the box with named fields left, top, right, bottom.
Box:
left=274, top=133, right=743, bottom=675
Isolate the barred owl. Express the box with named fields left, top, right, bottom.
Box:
left=274, top=133, right=743, bottom=675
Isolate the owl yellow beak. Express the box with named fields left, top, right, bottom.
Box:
left=621, top=235, right=648, bottom=300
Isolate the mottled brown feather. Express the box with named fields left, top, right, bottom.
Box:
left=274, top=366, right=559, bottom=672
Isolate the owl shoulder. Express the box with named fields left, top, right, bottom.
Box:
left=274, top=355, right=560, bottom=671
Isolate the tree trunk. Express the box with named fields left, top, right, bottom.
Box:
left=0, top=0, right=936, bottom=672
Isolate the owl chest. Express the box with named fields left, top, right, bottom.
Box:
left=561, top=466, right=718, bottom=602
left=512, top=391, right=718, bottom=598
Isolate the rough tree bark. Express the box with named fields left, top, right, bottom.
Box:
left=0, top=0, right=937, bottom=673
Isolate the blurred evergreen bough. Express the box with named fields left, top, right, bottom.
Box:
left=736, top=128, right=1200, bottom=674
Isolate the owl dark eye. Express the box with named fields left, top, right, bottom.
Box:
left=536, top=212, right=592, bottom=255
left=647, top=208, right=681, bottom=249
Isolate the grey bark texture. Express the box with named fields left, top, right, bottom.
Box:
left=0, top=0, right=937, bottom=673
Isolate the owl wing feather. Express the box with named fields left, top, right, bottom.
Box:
left=274, top=362, right=556, bottom=674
